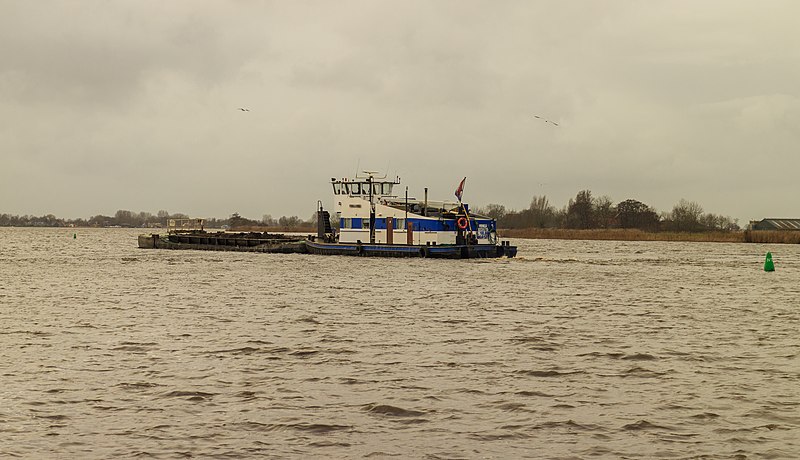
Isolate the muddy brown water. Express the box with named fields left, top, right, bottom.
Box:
left=1, top=228, right=798, bottom=458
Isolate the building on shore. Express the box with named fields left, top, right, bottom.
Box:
left=748, top=218, right=800, bottom=231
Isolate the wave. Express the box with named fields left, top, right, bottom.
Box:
left=161, top=390, right=217, bottom=401
left=516, top=369, right=584, bottom=377
left=363, top=403, right=427, bottom=417
left=621, top=420, right=674, bottom=431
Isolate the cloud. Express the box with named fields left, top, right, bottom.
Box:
left=1, top=1, right=799, bottom=221
left=0, top=2, right=264, bottom=108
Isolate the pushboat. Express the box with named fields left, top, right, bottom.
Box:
left=306, top=172, right=516, bottom=258
left=138, top=172, right=516, bottom=259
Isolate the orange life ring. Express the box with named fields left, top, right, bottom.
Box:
left=456, top=217, right=468, bottom=230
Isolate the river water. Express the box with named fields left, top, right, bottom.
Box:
left=1, top=228, right=798, bottom=459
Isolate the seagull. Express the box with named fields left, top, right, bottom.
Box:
left=533, top=115, right=558, bottom=126
left=238, top=107, right=250, bottom=112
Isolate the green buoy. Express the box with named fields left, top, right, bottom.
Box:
left=764, top=252, right=775, bottom=272
left=73, top=233, right=77, bottom=239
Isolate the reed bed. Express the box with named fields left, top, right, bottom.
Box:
left=500, top=228, right=745, bottom=243
left=232, top=225, right=800, bottom=244
left=743, top=230, right=800, bottom=244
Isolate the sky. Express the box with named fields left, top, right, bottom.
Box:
left=2, top=1, right=799, bottom=224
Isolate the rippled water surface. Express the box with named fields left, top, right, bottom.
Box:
left=1, top=228, right=799, bottom=459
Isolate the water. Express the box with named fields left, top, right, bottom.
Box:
left=1, top=228, right=799, bottom=459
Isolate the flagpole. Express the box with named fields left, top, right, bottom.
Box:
left=455, top=177, right=473, bottom=242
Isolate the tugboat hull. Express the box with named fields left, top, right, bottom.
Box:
left=304, top=240, right=516, bottom=259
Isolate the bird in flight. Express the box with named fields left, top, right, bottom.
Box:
left=533, top=115, right=558, bottom=126
left=238, top=107, right=250, bottom=112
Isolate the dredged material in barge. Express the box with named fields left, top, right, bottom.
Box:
left=138, top=231, right=308, bottom=253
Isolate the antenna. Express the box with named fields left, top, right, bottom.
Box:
left=356, top=167, right=388, bottom=179
left=360, top=170, right=387, bottom=179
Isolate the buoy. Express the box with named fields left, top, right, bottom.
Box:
left=73, top=233, right=77, bottom=239
left=764, top=252, right=775, bottom=272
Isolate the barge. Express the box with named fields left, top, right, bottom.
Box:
left=138, top=218, right=306, bottom=253
left=137, top=231, right=306, bottom=253
left=138, top=173, right=517, bottom=259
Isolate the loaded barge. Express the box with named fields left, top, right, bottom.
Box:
left=138, top=173, right=516, bottom=259
left=137, top=223, right=305, bottom=254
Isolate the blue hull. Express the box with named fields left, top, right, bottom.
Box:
left=304, top=240, right=516, bottom=259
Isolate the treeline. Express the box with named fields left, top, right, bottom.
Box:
left=3, top=191, right=739, bottom=233
left=476, top=190, right=740, bottom=232
left=0, top=210, right=314, bottom=229
left=227, top=213, right=314, bottom=229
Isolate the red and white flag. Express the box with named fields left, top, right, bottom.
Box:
left=454, top=177, right=466, bottom=201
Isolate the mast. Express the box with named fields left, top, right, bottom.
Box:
left=405, top=186, right=408, bottom=221
left=424, top=187, right=428, bottom=217
left=368, top=175, right=375, bottom=244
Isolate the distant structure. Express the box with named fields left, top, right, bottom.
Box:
left=749, top=218, right=800, bottom=231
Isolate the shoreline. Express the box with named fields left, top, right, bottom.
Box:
left=4, top=225, right=799, bottom=244
left=499, top=228, right=800, bottom=244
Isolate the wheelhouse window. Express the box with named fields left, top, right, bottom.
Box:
left=335, top=180, right=395, bottom=196
left=341, top=218, right=352, bottom=229
left=395, top=218, right=405, bottom=229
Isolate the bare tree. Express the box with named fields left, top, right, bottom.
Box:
left=668, top=199, right=704, bottom=232
left=482, top=204, right=507, bottom=221
left=261, top=214, right=277, bottom=226
left=529, top=195, right=555, bottom=228
left=278, top=216, right=302, bottom=228
left=566, top=190, right=593, bottom=229
left=592, top=195, right=615, bottom=229
left=700, top=213, right=740, bottom=231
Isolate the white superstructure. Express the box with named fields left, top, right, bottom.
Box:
left=331, top=172, right=497, bottom=246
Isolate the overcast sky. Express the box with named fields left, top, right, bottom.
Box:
left=2, top=1, right=798, bottom=223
